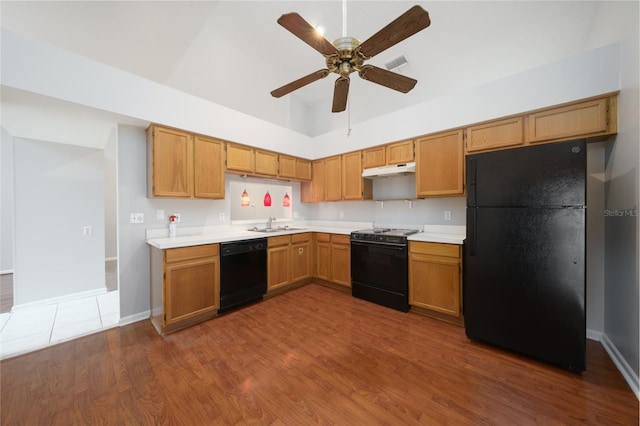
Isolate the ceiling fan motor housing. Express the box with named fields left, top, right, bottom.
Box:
left=327, top=37, right=364, bottom=77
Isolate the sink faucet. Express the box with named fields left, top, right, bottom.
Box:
left=266, top=216, right=276, bottom=229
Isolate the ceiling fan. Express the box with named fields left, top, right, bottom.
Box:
left=270, top=4, right=431, bottom=113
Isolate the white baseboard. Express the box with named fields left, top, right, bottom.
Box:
left=601, top=333, right=640, bottom=400
left=11, top=287, right=107, bottom=311
left=586, top=328, right=603, bottom=341
left=118, top=310, right=150, bottom=327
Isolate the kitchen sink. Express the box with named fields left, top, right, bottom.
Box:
left=247, top=226, right=307, bottom=233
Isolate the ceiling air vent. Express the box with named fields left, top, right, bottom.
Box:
left=384, top=55, right=409, bottom=71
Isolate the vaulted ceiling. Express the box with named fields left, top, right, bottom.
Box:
left=1, top=1, right=599, bottom=141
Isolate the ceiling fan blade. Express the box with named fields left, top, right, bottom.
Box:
left=357, top=5, right=430, bottom=59
left=277, top=13, right=339, bottom=56
left=271, top=69, right=331, bottom=98
left=358, top=65, right=417, bottom=93
left=332, top=77, right=350, bottom=112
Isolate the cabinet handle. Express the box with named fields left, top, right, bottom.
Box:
left=298, top=248, right=304, bottom=255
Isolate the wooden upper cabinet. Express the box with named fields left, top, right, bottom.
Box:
left=226, top=143, right=254, bottom=173
left=342, top=151, right=372, bottom=200
left=363, top=146, right=386, bottom=168
left=193, top=135, right=225, bottom=199
left=278, top=154, right=296, bottom=179
left=302, top=159, right=325, bottom=202
left=527, top=98, right=611, bottom=143
left=279, top=155, right=311, bottom=181
left=296, top=158, right=312, bottom=181
left=324, top=155, right=343, bottom=201
left=466, top=117, right=524, bottom=153
left=363, top=139, right=414, bottom=168
left=415, top=130, right=464, bottom=197
left=255, top=149, right=278, bottom=176
left=386, top=139, right=414, bottom=164
left=148, top=125, right=192, bottom=198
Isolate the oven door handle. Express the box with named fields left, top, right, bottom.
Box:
left=351, top=240, right=407, bottom=250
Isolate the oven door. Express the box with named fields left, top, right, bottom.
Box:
left=350, top=240, right=408, bottom=293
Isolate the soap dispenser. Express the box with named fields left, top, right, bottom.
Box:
left=168, top=215, right=177, bottom=237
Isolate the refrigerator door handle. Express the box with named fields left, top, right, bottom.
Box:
left=468, top=208, right=476, bottom=256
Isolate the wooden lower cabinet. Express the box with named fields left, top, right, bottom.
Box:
left=291, top=233, right=312, bottom=282
left=268, top=233, right=313, bottom=292
left=315, top=233, right=332, bottom=281
left=314, top=233, right=350, bottom=287
left=331, top=234, right=351, bottom=287
left=409, top=241, right=462, bottom=320
left=150, top=244, right=220, bottom=335
left=267, top=235, right=291, bottom=291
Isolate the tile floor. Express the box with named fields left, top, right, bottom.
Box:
left=0, top=290, right=119, bottom=360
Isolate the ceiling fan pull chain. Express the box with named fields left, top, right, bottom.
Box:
left=347, top=97, right=352, bottom=137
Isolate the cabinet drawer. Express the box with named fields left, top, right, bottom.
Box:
left=291, top=232, right=311, bottom=243
left=166, top=244, right=218, bottom=263
left=409, top=241, right=460, bottom=258
left=331, top=234, right=351, bottom=245
left=268, top=235, right=291, bottom=247
left=316, top=233, right=331, bottom=242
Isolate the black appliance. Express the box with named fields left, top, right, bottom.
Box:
left=464, top=139, right=587, bottom=372
left=351, top=228, right=419, bottom=312
left=219, top=238, right=267, bottom=313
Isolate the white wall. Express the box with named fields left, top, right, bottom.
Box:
left=104, top=127, right=117, bottom=259
left=586, top=1, right=640, bottom=387
left=0, top=127, right=15, bottom=273
left=13, top=138, right=105, bottom=305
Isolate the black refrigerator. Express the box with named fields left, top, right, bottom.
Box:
left=463, top=139, right=586, bottom=372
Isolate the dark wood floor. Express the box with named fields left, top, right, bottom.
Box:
left=1, top=283, right=637, bottom=425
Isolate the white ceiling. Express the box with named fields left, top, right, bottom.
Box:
left=1, top=1, right=599, bottom=145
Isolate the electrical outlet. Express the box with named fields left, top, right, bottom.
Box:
left=219, top=212, right=225, bottom=221
left=293, top=211, right=299, bottom=219
left=83, top=226, right=92, bottom=236
left=130, top=213, right=144, bottom=224
left=339, top=211, right=345, bottom=219
left=156, top=209, right=165, bottom=220
left=444, top=211, right=452, bottom=221
left=172, top=213, right=181, bottom=223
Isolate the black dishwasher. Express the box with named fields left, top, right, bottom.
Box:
left=219, top=238, right=267, bottom=313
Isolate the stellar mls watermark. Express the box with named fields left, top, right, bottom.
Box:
left=604, top=209, right=639, bottom=217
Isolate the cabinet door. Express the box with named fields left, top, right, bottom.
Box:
left=255, top=149, right=278, bottom=176
left=193, top=135, right=225, bottom=199
left=268, top=244, right=290, bottom=291
left=164, top=257, right=219, bottom=325
left=226, top=144, right=255, bottom=173
left=331, top=242, right=351, bottom=287
left=415, top=130, right=464, bottom=197
left=296, top=158, right=312, bottom=181
left=291, top=239, right=312, bottom=282
left=311, top=159, right=326, bottom=202
left=363, top=146, right=386, bottom=168
left=342, top=151, right=370, bottom=200
left=387, top=139, right=414, bottom=164
left=278, top=155, right=296, bottom=179
left=409, top=252, right=460, bottom=317
left=148, top=126, right=192, bottom=197
left=324, top=155, right=342, bottom=201
left=527, top=98, right=609, bottom=143
left=466, top=117, right=524, bottom=153
left=315, top=235, right=332, bottom=281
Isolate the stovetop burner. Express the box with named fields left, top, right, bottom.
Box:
left=351, top=228, right=420, bottom=244
left=355, top=228, right=420, bottom=236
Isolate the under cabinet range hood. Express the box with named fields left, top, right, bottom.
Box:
left=362, top=162, right=416, bottom=179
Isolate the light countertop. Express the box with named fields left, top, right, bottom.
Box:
left=147, top=222, right=465, bottom=249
